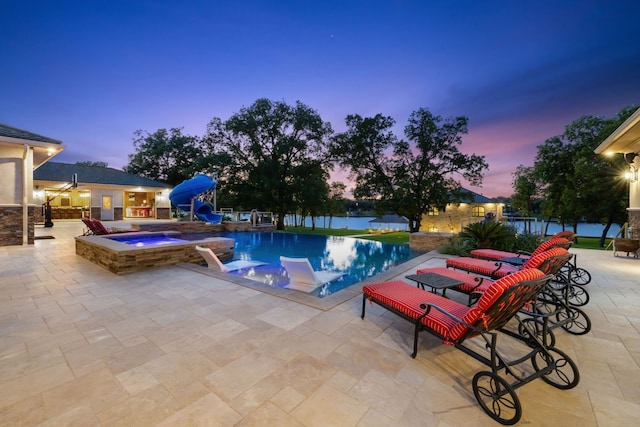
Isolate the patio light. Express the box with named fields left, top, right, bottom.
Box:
left=625, top=165, right=638, bottom=183
left=625, top=152, right=638, bottom=182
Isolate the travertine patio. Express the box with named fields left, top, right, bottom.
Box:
left=1, top=221, right=639, bottom=426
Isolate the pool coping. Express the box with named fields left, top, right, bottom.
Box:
left=177, top=251, right=442, bottom=311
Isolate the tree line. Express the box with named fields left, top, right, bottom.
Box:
left=123, top=98, right=487, bottom=231
left=511, top=105, right=638, bottom=246
left=122, top=97, right=637, bottom=237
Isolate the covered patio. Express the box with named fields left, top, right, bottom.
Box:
left=595, top=106, right=640, bottom=240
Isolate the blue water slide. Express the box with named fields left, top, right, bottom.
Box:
left=169, top=174, right=223, bottom=224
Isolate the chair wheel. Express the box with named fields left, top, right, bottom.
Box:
left=569, top=268, right=591, bottom=285
left=556, top=306, right=591, bottom=335
left=531, top=347, right=580, bottom=389
left=567, top=285, right=590, bottom=307
left=473, top=371, right=522, bottom=425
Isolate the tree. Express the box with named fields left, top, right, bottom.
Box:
left=326, top=181, right=347, bottom=228
left=532, top=106, right=637, bottom=246
left=330, top=109, right=487, bottom=232
left=124, top=128, right=206, bottom=186
left=293, top=161, right=330, bottom=230
left=511, top=165, right=540, bottom=234
left=75, top=161, right=108, bottom=168
left=511, top=165, right=539, bottom=215
left=204, top=98, right=333, bottom=230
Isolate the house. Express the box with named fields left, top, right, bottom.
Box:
left=0, top=124, right=65, bottom=246
left=33, top=162, right=172, bottom=223
left=594, top=106, right=640, bottom=239
left=0, top=123, right=175, bottom=247
left=418, top=188, right=504, bottom=233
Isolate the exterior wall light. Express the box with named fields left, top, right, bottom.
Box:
left=625, top=152, right=638, bottom=183
left=625, top=165, right=638, bottom=183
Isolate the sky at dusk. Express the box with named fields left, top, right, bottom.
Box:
left=2, top=0, right=640, bottom=197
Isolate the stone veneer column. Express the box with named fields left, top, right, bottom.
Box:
left=628, top=209, right=640, bottom=239
left=0, top=206, right=36, bottom=246
left=90, top=207, right=101, bottom=219
left=156, top=207, right=171, bottom=219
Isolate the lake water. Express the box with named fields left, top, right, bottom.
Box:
left=291, top=215, right=622, bottom=238
left=291, top=216, right=409, bottom=231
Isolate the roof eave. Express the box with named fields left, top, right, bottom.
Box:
left=0, top=136, right=65, bottom=168
left=594, top=107, right=640, bottom=155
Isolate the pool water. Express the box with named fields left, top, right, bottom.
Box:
left=222, top=232, right=421, bottom=297
left=109, top=231, right=423, bottom=298
left=110, top=235, right=188, bottom=246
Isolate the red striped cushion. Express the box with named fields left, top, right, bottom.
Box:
left=530, top=237, right=570, bottom=257
left=522, top=246, right=567, bottom=269
left=475, top=268, right=545, bottom=312
left=364, top=270, right=544, bottom=344
left=446, top=257, right=517, bottom=277
left=552, top=231, right=575, bottom=240
left=469, top=248, right=517, bottom=261
left=363, top=281, right=473, bottom=341
left=470, top=236, right=571, bottom=261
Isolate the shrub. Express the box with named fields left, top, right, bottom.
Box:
left=438, top=238, right=474, bottom=256
left=491, top=225, right=543, bottom=253
left=458, top=222, right=512, bottom=249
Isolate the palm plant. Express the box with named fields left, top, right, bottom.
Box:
left=459, top=221, right=512, bottom=249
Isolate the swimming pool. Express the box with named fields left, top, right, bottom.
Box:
left=207, top=232, right=421, bottom=298
left=106, top=231, right=423, bottom=298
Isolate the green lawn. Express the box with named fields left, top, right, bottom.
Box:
left=571, top=237, right=613, bottom=250
left=284, top=226, right=410, bottom=245
left=284, top=226, right=614, bottom=250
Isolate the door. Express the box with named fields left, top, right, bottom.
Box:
left=102, top=195, right=114, bottom=220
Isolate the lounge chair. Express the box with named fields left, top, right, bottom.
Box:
left=82, top=218, right=138, bottom=235
left=440, top=247, right=592, bottom=335
left=470, top=236, right=572, bottom=264
left=446, top=247, right=571, bottom=279
left=361, top=269, right=578, bottom=424
left=195, top=245, right=266, bottom=272
left=81, top=217, right=96, bottom=235
left=280, top=256, right=343, bottom=292
left=418, top=247, right=573, bottom=302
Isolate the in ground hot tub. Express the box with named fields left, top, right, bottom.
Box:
left=75, top=231, right=235, bottom=274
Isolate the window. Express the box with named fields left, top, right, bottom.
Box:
left=427, top=206, right=439, bottom=216
left=472, top=206, right=485, bottom=217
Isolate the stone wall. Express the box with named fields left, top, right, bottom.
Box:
left=134, top=222, right=226, bottom=233
left=409, top=232, right=455, bottom=252
left=629, top=209, right=640, bottom=239
left=156, top=207, right=171, bottom=219
left=133, top=221, right=276, bottom=233
left=0, top=205, right=36, bottom=246
left=75, top=235, right=235, bottom=274
left=90, top=207, right=101, bottom=219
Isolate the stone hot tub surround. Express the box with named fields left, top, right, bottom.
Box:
left=75, top=231, right=235, bottom=274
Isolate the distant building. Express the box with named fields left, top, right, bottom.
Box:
left=34, top=162, right=172, bottom=223
left=0, top=123, right=174, bottom=246
left=418, top=188, right=504, bottom=233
